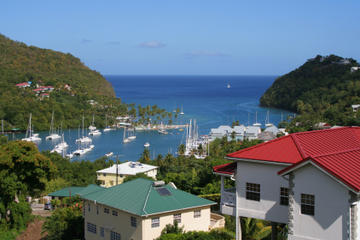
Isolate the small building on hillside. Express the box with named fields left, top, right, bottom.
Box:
left=214, top=127, right=360, bottom=240
left=351, top=66, right=360, bottom=73
left=352, top=104, right=360, bottom=112
left=81, top=178, right=218, bottom=240
left=96, top=162, right=158, bottom=188
left=244, top=126, right=261, bottom=140
left=15, top=82, right=31, bottom=88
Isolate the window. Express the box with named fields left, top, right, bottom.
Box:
left=100, top=227, right=104, bottom=237
left=87, top=222, right=97, bottom=234
left=152, top=217, right=160, bottom=228
left=194, top=210, right=201, bottom=218
left=88, top=203, right=91, bottom=212
left=110, top=180, right=114, bottom=186
left=131, top=216, right=137, bottom=227
left=110, top=231, right=121, bottom=240
left=104, top=208, right=109, bottom=214
left=280, top=187, right=289, bottom=206
left=112, top=210, right=118, bottom=216
left=246, top=183, right=260, bottom=201
left=96, top=205, right=99, bottom=215
left=301, top=194, right=315, bottom=216
left=173, top=214, right=181, bottom=223
left=103, top=173, right=106, bottom=177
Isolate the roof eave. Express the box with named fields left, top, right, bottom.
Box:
left=225, top=156, right=293, bottom=166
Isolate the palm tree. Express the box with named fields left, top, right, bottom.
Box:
left=241, top=218, right=271, bottom=240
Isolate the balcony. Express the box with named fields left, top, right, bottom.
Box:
left=220, top=187, right=236, bottom=216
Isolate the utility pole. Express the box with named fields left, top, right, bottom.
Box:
left=116, top=155, right=119, bottom=185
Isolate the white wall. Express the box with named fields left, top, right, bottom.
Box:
left=235, top=161, right=289, bottom=223
left=289, top=165, right=350, bottom=240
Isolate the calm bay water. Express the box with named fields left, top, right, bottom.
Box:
left=27, top=76, right=291, bottom=161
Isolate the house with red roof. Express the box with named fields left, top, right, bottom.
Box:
left=15, top=82, right=30, bottom=88
left=213, top=126, right=360, bottom=240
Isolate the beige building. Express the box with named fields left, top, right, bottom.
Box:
left=97, top=162, right=158, bottom=187
left=81, top=178, right=217, bottom=240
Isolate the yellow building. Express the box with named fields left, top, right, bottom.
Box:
left=81, top=178, right=217, bottom=240
left=96, top=162, right=158, bottom=187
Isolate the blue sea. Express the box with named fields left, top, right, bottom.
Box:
left=24, top=76, right=292, bottom=161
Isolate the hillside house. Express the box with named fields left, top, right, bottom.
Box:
left=96, top=162, right=158, bottom=188
left=352, top=105, right=360, bottom=112
left=15, top=82, right=31, bottom=88
left=351, top=66, right=360, bottom=73
left=81, top=178, right=218, bottom=240
left=214, top=127, right=360, bottom=240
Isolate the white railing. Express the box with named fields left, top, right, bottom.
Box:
left=221, top=188, right=236, bottom=207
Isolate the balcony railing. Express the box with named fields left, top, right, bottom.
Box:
left=221, top=187, right=236, bottom=207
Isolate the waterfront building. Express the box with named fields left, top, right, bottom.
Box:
left=82, top=178, right=220, bottom=240
left=209, top=124, right=261, bottom=141
left=96, top=162, right=158, bottom=188
left=214, top=127, right=360, bottom=240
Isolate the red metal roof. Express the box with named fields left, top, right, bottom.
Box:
left=16, top=82, right=30, bottom=86
left=213, top=162, right=237, bottom=175
left=214, top=127, right=360, bottom=192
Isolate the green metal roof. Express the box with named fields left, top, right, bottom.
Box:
left=81, top=178, right=216, bottom=217
left=77, top=184, right=104, bottom=196
left=48, top=186, right=84, bottom=197
left=48, top=184, right=104, bottom=197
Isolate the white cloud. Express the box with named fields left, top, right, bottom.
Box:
left=139, top=41, right=166, bottom=48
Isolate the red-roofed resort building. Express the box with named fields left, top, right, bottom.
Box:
left=214, top=127, right=360, bottom=240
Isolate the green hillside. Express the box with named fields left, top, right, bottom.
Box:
left=260, top=55, right=360, bottom=130
left=0, top=34, right=125, bottom=131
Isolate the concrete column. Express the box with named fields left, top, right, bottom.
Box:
left=235, top=171, right=242, bottom=240
left=271, top=222, right=278, bottom=240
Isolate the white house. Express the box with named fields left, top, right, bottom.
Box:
left=210, top=125, right=261, bottom=141
left=351, top=66, right=360, bottom=73
left=214, top=127, right=360, bottom=240
left=244, top=126, right=261, bottom=140
left=352, top=105, right=360, bottom=112
left=97, top=162, right=158, bottom=187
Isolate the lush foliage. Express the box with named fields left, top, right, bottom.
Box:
left=156, top=229, right=234, bottom=240
left=260, top=55, right=360, bottom=131
left=42, top=203, right=83, bottom=240
left=0, top=141, right=54, bottom=233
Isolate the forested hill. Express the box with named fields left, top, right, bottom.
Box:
left=0, top=34, right=124, bottom=131
left=0, top=34, right=114, bottom=97
left=260, top=55, right=360, bottom=112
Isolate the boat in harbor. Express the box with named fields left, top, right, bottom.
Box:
left=46, top=111, right=61, bottom=140
left=22, top=113, right=41, bottom=142
left=127, top=128, right=136, bottom=140
left=158, top=129, right=168, bottom=135
left=76, top=116, right=92, bottom=143
left=253, top=111, right=262, bottom=127
left=103, top=115, right=114, bottom=132
left=51, top=133, right=68, bottom=154
left=144, top=142, right=150, bottom=148
left=123, top=128, right=131, bottom=143
left=265, top=110, right=273, bottom=127
left=227, top=83, right=231, bottom=89
left=89, top=129, right=101, bottom=136
left=180, top=105, right=184, bottom=115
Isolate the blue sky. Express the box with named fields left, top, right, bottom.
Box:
left=1, top=0, right=359, bottom=75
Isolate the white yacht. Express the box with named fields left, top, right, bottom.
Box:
left=76, top=116, right=93, bottom=143
left=89, top=129, right=102, bottom=136
left=144, top=142, right=150, bottom=148
left=46, top=111, right=61, bottom=140
left=105, top=152, right=113, bottom=157
left=22, top=113, right=41, bottom=142
left=253, top=111, right=262, bottom=127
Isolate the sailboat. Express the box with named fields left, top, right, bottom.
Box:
left=46, top=111, right=61, bottom=140
left=180, top=105, right=184, bottom=115
left=22, top=113, right=41, bottom=142
left=89, top=114, right=101, bottom=136
left=123, top=128, right=130, bottom=143
left=253, top=112, right=262, bottom=127
left=127, top=128, right=136, bottom=140
left=265, top=110, right=273, bottom=127
left=76, top=116, right=92, bottom=143
left=144, top=142, right=150, bottom=148
left=103, top=115, right=114, bottom=132
left=227, top=83, right=231, bottom=89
